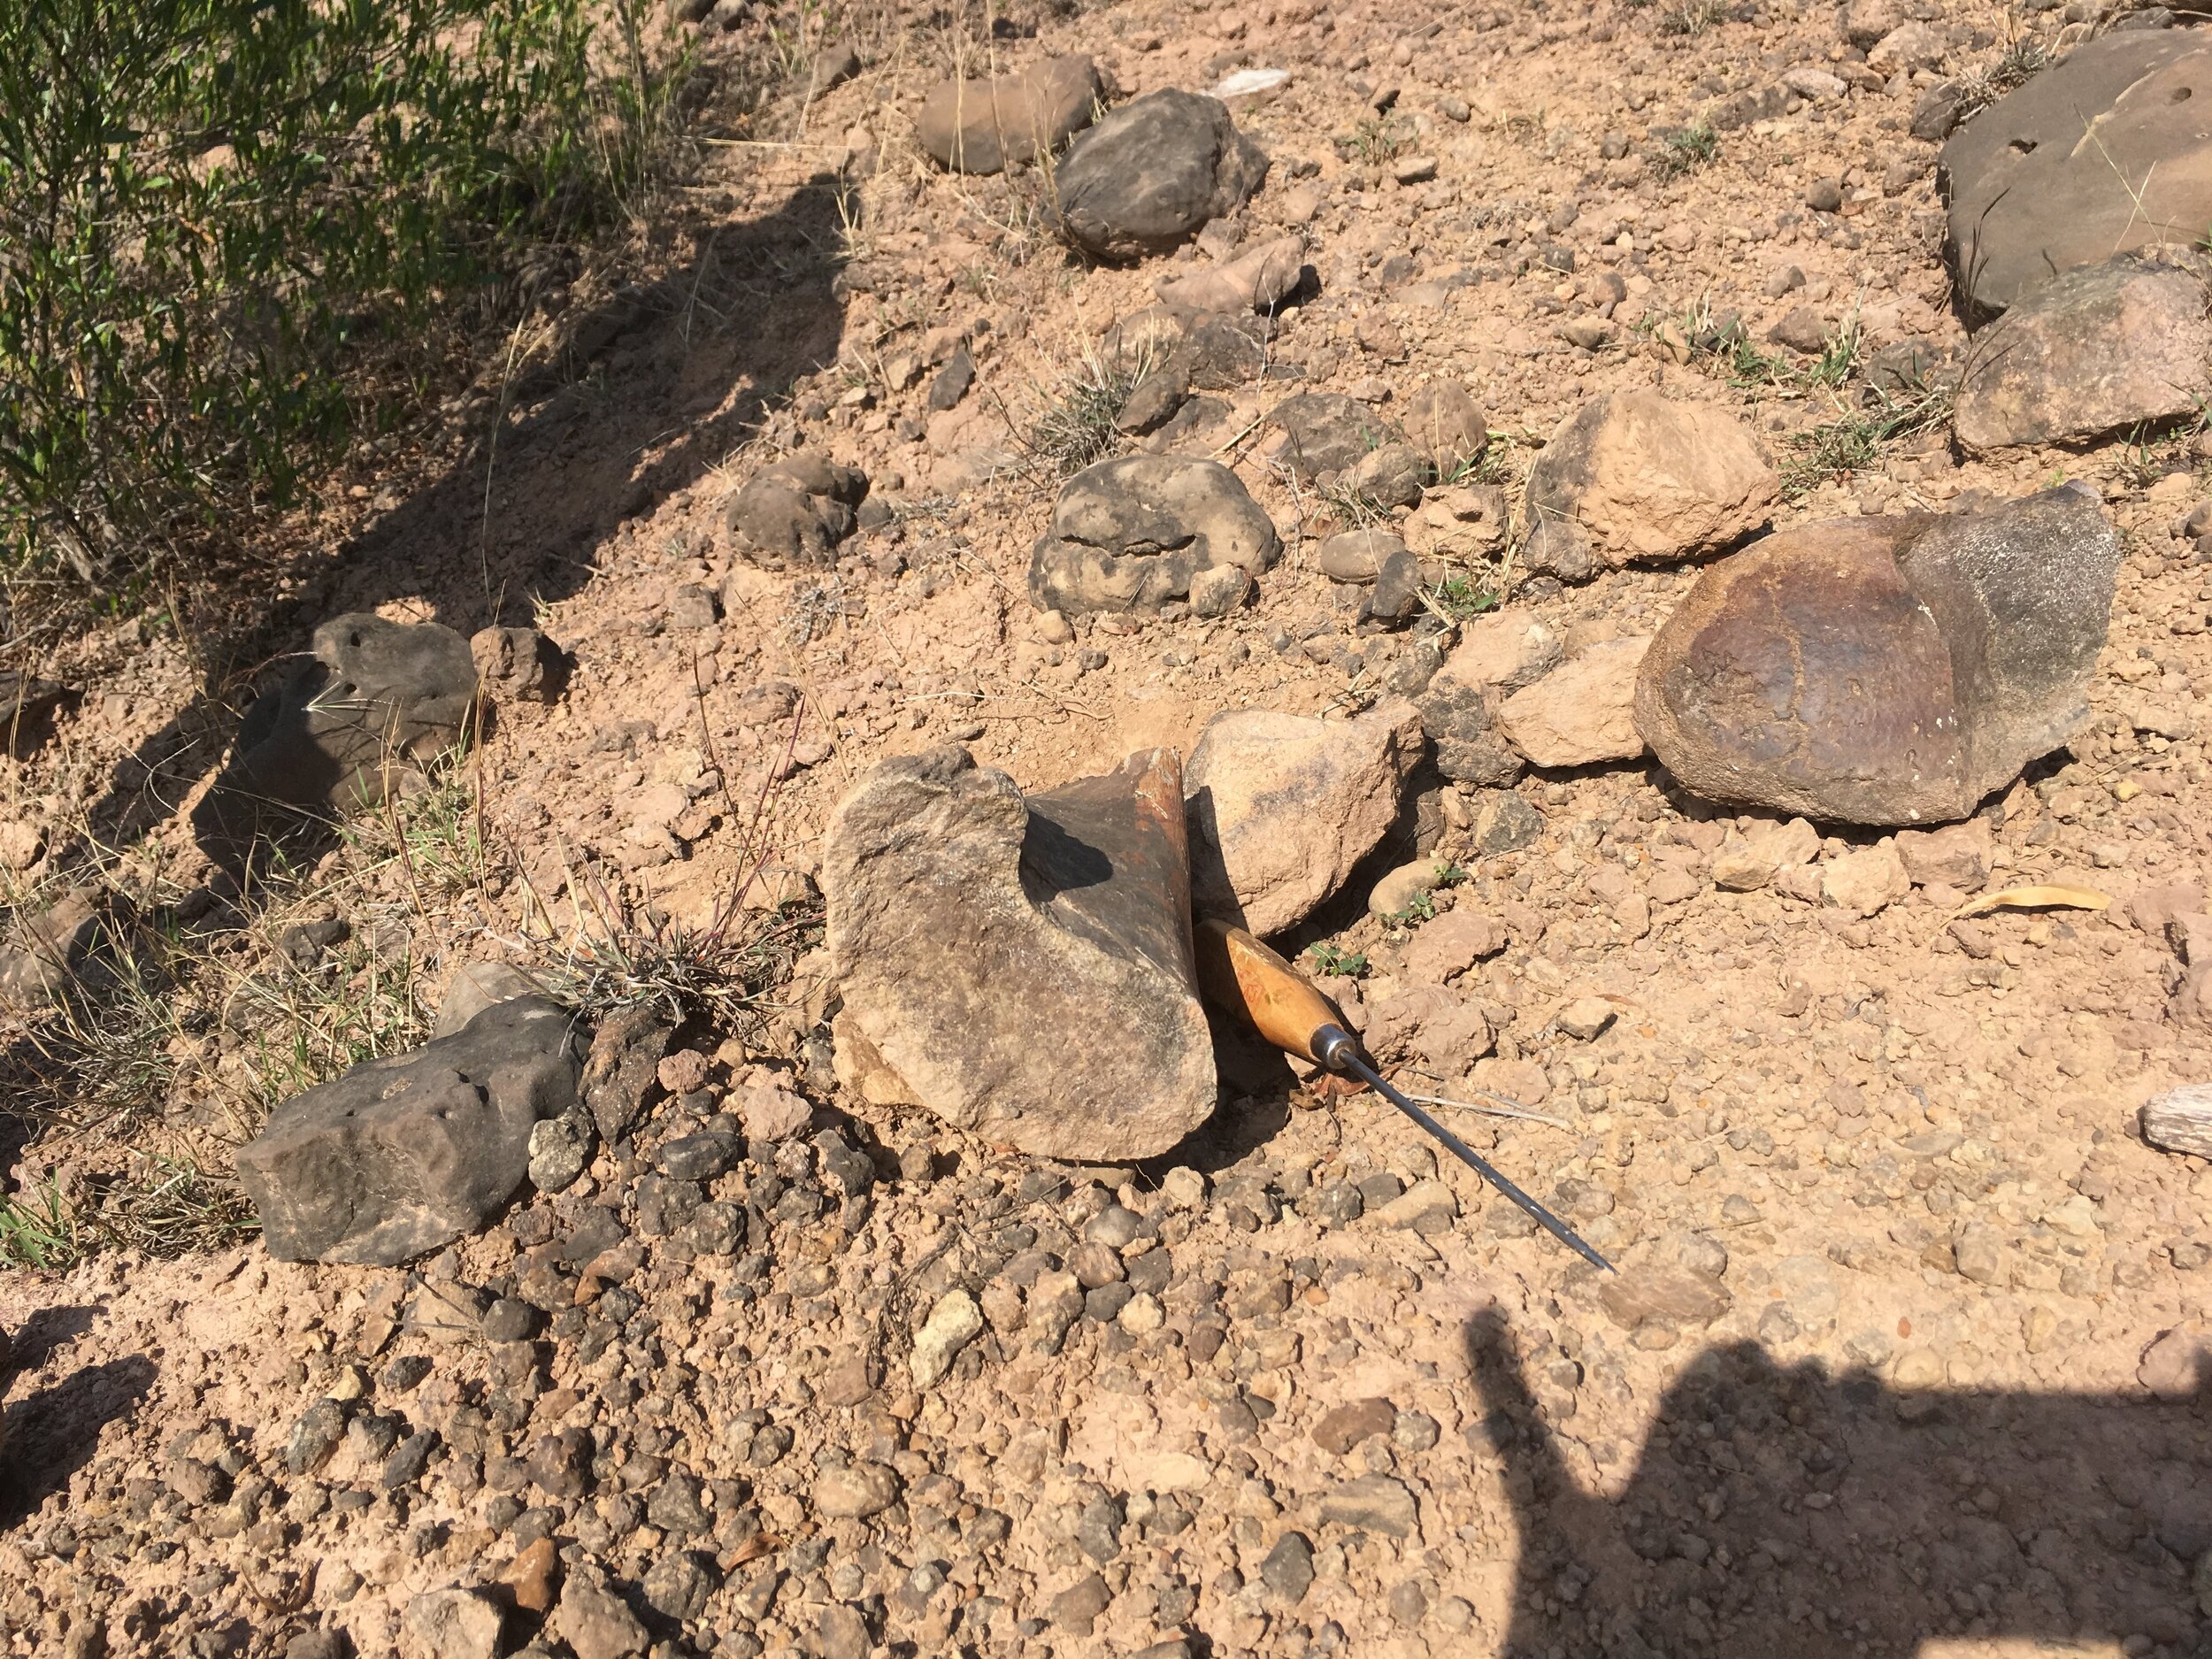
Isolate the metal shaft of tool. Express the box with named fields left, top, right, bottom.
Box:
left=1316, top=1027, right=1615, bottom=1273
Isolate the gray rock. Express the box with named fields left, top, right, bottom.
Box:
left=470, top=626, right=564, bottom=703
left=1766, top=305, right=1831, bottom=354
left=1263, top=393, right=1399, bottom=480
left=551, top=1571, right=646, bottom=1659
left=0, top=887, right=118, bottom=1013
left=641, top=1551, right=717, bottom=1623
left=1318, top=528, right=1404, bottom=584
left=527, top=1109, right=595, bottom=1194
left=1403, top=380, right=1488, bottom=472
left=1188, top=563, right=1252, bottom=619
left=432, top=961, right=543, bottom=1039
left=1260, top=1531, right=1315, bottom=1603
left=1317, top=1474, right=1417, bottom=1538
left=722, top=451, right=868, bottom=569
left=2142, top=1084, right=2212, bottom=1158
left=915, top=55, right=1103, bottom=174
left=656, top=1132, right=741, bottom=1182
left=210, top=615, right=476, bottom=830
left=1186, top=699, right=1425, bottom=936
left=1953, top=250, right=2212, bottom=450
left=237, top=996, right=580, bottom=1265
left=1349, top=442, right=1425, bottom=509
left=581, top=1004, right=672, bottom=1143
left=1365, top=547, right=1423, bottom=625
left=927, top=349, right=976, bottom=411
left=1028, top=456, right=1279, bottom=617
left=1051, top=90, right=1267, bottom=259
left=814, top=1462, right=901, bottom=1518
left=826, top=747, right=1216, bottom=1160
left=400, top=1587, right=503, bottom=1659
left=1636, top=488, right=2119, bottom=824
left=1942, top=31, right=2212, bottom=315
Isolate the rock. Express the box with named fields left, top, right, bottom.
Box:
left=1910, top=81, right=1965, bottom=142
left=399, top=1588, right=503, bottom=1659
left=1349, top=442, right=1425, bottom=509
left=1051, top=90, right=1267, bottom=259
left=1521, top=515, right=1600, bottom=582
left=1893, top=819, right=1993, bottom=888
left=1767, top=304, right=1831, bottom=354
left=1635, top=489, right=2120, bottom=824
left=581, top=1004, right=673, bottom=1143
left=1523, top=390, right=1778, bottom=571
left=735, top=1079, right=812, bottom=1141
left=642, top=1551, right=716, bottom=1623
left=1403, top=381, right=1489, bottom=472
left=470, top=626, right=565, bottom=703
left=1498, top=639, right=1648, bottom=767
left=1156, top=234, right=1307, bottom=315
left=1953, top=251, right=2212, bottom=450
left=817, top=1605, right=872, bottom=1659
left=1402, top=910, right=1502, bottom=982
left=826, top=747, right=1215, bottom=1160
left=211, top=616, right=476, bottom=827
left=237, top=997, right=580, bottom=1265
left=1954, top=1220, right=2008, bottom=1286
left=915, top=55, right=1103, bottom=173
left=1317, top=1474, right=1417, bottom=1538
left=1868, top=19, right=1944, bottom=71
left=1052, top=1571, right=1113, bottom=1633
left=1822, top=844, right=1909, bottom=917
left=526, top=1110, right=594, bottom=1193
left=1598, top=1264, right=1731, bottom=1329
left=1260, top=1532, right=1315, bottom=1603
left=1187, top=700, right=1425, bottom=935
left=498, top=1537, right=561, bottom=1615
left=1028, top=456, right=1279, bottom=617
left=1115, top=354, right=1193, bottom=434
left=1369, top=856, right=1453, bottom=919
left=928, top=349, right=975, bottom=411
left=2138, top=1323, right=2208, bottom=1398
left=432, top=962, right=543, bottom=1039
left=723, top=451, right=868, bottom=569
left=1942, top=30, right=2212, bottom=315
left=1263, top=393, right=1399, bottom=480
left=910, top=1289, right=985, bottom=1388
left=1555, top=996, right=1617, bottom=1041
left=1710, top=818, right=1820, bottom=891
left=0, top=887, right=117, bottom=1013
left=552, top=1572, right=646, bottom=1659
left=0, top=672, right=73, bottom=760
left=1417, top=616, right=1563, bottom=785
left=1373, top=1179, right=1457, bottom=1233
left=813, top=1461, right=901, bottom=1518
left=1317, top=527, right=1404, bottom=584
left=2142, top=1084, right=2212, bottom=1158
left=1469, top=788, right=1546, bottom=854
left=1311, top=1397, right=1396, bottom=1455
left=1188, top=563, right=1252, bottom=619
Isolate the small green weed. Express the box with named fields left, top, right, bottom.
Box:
left=1653, top=122, right=1719, bottom=178
left=1779, top=381, right=1953, bottom=495
left=1657, top=0, right=1727, bottom=34
left=1339, top=114, right=1416, bottom=166
left=0, top=1179, right=78, bottom=1270
left=1425, top=575, right=1502, bottom=621
left=1307, top=942, right=1370, bottom=979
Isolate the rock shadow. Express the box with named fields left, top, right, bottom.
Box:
left=1465, top=1308, right=2212, bottom=1658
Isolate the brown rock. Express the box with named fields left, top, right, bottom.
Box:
left=1893, top=819, right=1993, bottom=888
left=723, top=451, right=868, bottom=569
left=1943, top=31, right=2212, bottom=315
left=825, top=747, right=1215, bottom=1161
left=1954, top=252, right=2212, bottom=451
left=1310, top=1397, right=1396, bottom=1455
left=1635, top=489, right=2119, bottom=825
left=1822, top=844, right=1909, bottom=917
left=1404, top=381, right=1489, bottom=472
left=1156, top=234, right=1307, bottom=316
left=1186, top=700, right=1425, bottom=936
left=498, top=1537, right=562, bottom=1616
left=915, top=55, right=1103, bottom=174
left=1498, top=639, right=1649, bottom=767
left=1710, top=818, right=1819, bottom=891
left=2138, top=1322, right=2210, bottom=1399
left=1598, top=1264, right=1732, bottom=1329
left=1317, top=527, right=1406, bottom=585
left=1523, top=390, right=1778, bottom=571
left=1401, top=910, right=1502, bottom=983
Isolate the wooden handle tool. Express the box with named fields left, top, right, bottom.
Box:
left=1194, top=918, right=1615, bottom=1273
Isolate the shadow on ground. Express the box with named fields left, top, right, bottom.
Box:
left=1, top=1302, right=152, bottom=1528
left=1466, top=1309, right=2212, bottom=1657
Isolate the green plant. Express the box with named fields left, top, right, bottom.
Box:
left=1025, top=349, right=1150, bottom=478
left=0, top=1178, right=79, bottom=1270
left=1657, top=0, right=1727, bottom=35
left=0, top=0, right=687, bottom=590
left=1339, top=114, right=1416, bottom=166
left=1653, top=122, right=1719, bottom=178
left=1779, top=380, right=1954, bottom=495
left=1425, top=574, right=1501, bottom=621
left=1306, top=942, right=1370, bottom=978
left=1394, top=890, right=1439, bottom=924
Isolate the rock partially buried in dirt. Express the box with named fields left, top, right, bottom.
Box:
left=1523, top=389, right=1777, bottom=571
left=1051, top=90, right=1267, bottom=259
left=1262, top=393, right=1400, bottom=481
left=825, top=746, right=1215, bottom=1161
left=1498, top=639, right=1649, bottom=768
left=237, top=996, right=580, bottom=1265
left=914, top=55, right=1103, bottom=174
left=0, top=887, right=121, bottom=1014
left=1822, top=844, right=1909, bottom=917
left=1028, top=456, right=1279, bottom=617
left=432, top=961, right=545, bottom=1039
left=1186, top=700, right=1425, bottom=936
left=2141, top=1084, right=2212, bottom=1159
left=471, top=626, right=565, bottom=704
left=910, top=1288, right=986, bottom=1388
left=1417, top=615, right=1563, bottom=786
left=1942, top=31, right=2212, bottom=316
left=210, top=615, right=477, bottom=830
left=723, top=450, right=868, bottom=570
left=1154, top=234, right=1307, bottom=316
left=1952, top=251, right=2212, bottom=451
left=400, top=1588, right=503, bottom=1659
left=1403, top=381, right=1488, bottom=473
left=1636, top=488, right=2120, bottom=825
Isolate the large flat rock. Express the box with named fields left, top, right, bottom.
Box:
left=825, top=746, right=1215, bottom=1161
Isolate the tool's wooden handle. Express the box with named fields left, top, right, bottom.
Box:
left=1193, top=918, right=1344, bottom=1064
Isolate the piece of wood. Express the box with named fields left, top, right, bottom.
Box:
left=1193, top=919, right=1342, bottom=1064
left=2142, top=1083, right=2212, bottom=1159
left=1951, top=883, right=2110, bottom=918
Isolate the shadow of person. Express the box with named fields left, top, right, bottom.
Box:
left=1463, top=1309, right=2212, bottom=1657
left=65, top=165, right=857, bottom=887
left=1, top=1353, right=157, bottom=1529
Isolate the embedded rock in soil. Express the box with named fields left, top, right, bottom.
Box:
left=1050, top=90, right=1268, bottom=259
left=0, top=671, right=75, bottom=760
left=399, top=1588, right=503, bottom=1659
left=1262, top=393, right=1400, bottom=480
left=1523, top=389, right=1778, bottom=570
left=723, top=450, right=869, bottom=569
left=237, top=996, right=580, bottom=1265
left=2142, top=1084, right=2212, bottom=1159
left=1498, top=639, right=1649, bottom=768
left=1403, top=380, right=1489, bottom=472
left=1635, top=488, right=2119, bottom=825
left=1942, top=31, right=2212, bottom=316
left=825, top=746, right=1215, bottom=1161
left=1155, top=234, right=1307, bottom=316
left=0, top=886, right=119, bottom=1014
left=471, top=626, right=565, bottom=704
left=1417, top=615, right=1563, bottom=785
left=207, top=615, right=477, bottom=833
left=1186, top=699, right=1425, bottom=936
left=1028, top=456, right=1279, bottom=616
left=915, top=55, right=1103, bottom=174
left=1953, top=251, right=2212, bottom=451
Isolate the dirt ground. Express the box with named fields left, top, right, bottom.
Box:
left=3, top=0, right=2211, bottom=1654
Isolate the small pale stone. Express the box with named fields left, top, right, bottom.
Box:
left=910, top=1288, right=985, bottom=1388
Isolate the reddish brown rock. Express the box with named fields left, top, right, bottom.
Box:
left=915, top=56, right=1104, bottom=175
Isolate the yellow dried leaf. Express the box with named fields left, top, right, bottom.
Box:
left=1950, top=884, right=2111, bottom=919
